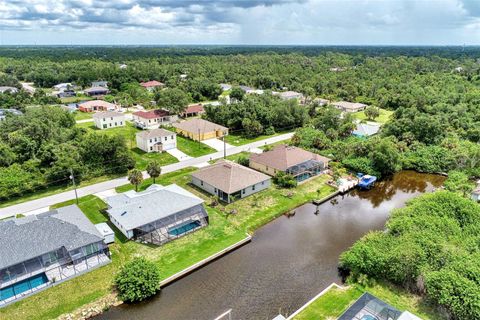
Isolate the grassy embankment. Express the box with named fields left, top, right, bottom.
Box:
left=1, top=167, right=334, bottom=320
left=293, top=281, right=444, bottom=320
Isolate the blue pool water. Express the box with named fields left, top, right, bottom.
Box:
left=0, top=273, right=48, bottom=301
left=361, top=315, right=378, bottom=320
left=168, top=220, right=201, bottom=236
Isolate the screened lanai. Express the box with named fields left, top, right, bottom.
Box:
left=285, top=159, right=325, bottom=182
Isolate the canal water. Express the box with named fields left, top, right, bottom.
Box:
left=97, top=171, right=444, bottom=320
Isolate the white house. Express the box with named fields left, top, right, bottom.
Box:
left=104, top=184, right=208, bottom=245
left=136, top=128, right=177, bottom=153
left=92, top=111, right=126, bottom=130
left=332, top=101, right=368, bottom=113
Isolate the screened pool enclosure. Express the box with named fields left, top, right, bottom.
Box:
left=285, top=159, right=325, bottom=182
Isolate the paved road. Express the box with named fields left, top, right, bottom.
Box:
left=0, top=133, right=293, bottom=218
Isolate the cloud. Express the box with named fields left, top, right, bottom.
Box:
left=0, top=0, right=479, bottom=44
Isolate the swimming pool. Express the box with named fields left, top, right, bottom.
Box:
left=168, top=220, right=201, bottom=236
left=0, top=273, right=48, bottom=301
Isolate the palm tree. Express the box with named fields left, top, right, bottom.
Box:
left=128, top=169, right=143, bottom=192
left=146, top=160, right=162, bottom=184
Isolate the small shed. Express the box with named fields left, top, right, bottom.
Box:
left=95, top=223, right=115, bottom=244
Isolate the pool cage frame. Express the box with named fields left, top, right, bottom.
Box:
left=133, top=204, right=209, bottom=246
left=0, top=246, right=110, bottom=306
left=337, top=292, right=402, bottom=320
left=285, top=159, right=325, bottom=182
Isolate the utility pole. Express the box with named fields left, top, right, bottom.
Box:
left=223, top=134, right=227, bottom=159
left=69, top=168, right=79, bottom=205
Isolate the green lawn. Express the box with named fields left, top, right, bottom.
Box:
left=0, top=170, right=336, bottom=320
left=74, top=111, right=93, bottom=121
left=293, top=282, right=444, bottom=320
left=61, top=95, right=93, bottom=104
left=351, top=108, right=394, bottom=124
left=225, top=131, right=292, bottom=146
left=176, top=135, right=216, bottom=157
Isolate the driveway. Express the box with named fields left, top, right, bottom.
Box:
left=166, top=148, right=193, bottom=161
left=202, top=138, right=234, bottom=152
left=0, top=132, right=294, bottom=218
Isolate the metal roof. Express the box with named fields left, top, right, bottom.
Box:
left=105, top=184, right=204, bottom=231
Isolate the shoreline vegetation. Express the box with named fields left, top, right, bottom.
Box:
left=0, top=168, right=335, bottom=320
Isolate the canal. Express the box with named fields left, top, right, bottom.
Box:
left=97, top=171, right=444, bottom=320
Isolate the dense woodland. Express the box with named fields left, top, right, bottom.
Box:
left=0, top=46, right=479, bottom=318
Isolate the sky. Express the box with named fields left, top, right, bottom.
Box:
left=0, top=0, right=480, bottom=45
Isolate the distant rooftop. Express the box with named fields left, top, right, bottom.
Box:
left=92, top=111, right=125, bottom=119
left=136, top=128, right=175, bottom=140
left=172, top=118, right=227, bottom=135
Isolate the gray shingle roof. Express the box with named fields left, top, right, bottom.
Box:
left=105, top=184, right=204, bottom=231
left=0, top=205, right=103, bottom=270
left=136, top=128, right=176, bottom=140
left=92, top=111, right=125, bottom=119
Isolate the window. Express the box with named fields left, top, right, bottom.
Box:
left=111, top=117, right=113, bottom=120
left=200, top=181, right=204, bottom=186
left=150, top=139, right=152, bottom=143
left=150, top=146, right=153, bottom=151
left=102, top=118, right=105, bottom=121
left=262, top=181, right=265, bottom=185
left=171, top=135, right=174, bottom=140
left=120, top=121, right=123, bottom=125
left=154, top=138, right=157, bottom=142
left=85, top=243, right=98, bottom=256
left=109, top=123, right=112, bottom=127
left=164, top=136, right=167, bottom=141
left=115, top=122, right=117, bottom=126
left=252, top=185, right=256, bottom=191
left=242, top=189, right=245, bottom=194
left=103, top=124, right=107, bottom=129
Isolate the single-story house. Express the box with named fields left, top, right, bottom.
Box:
left=0, top=86, right=19, bottom=94
left=140, top=80, right=165, bottom=91
left=0, top=205, right=110, bottom=306
left=84, top=86, right=110, bottom=97
left=57, top=90, right=76, bottom=98
left=220, top=83, right=232, bottom=91
left=172, top=118, right=228, bottom=141
left=136, top=128, right=176, bottom=153
left=53, top=83, right=72, bottom=91
left=91, top=81, right=108, bottom=88
left=332, top=101, right=368, bottom=113
left=250, top=144, right=331, bottom=182
left=0, top=109, right=23, bottom=121
left=191, top=160, right=271, bottom=203
left=105, top=184, right=208, bottom=245
left=275, top=91, right=304, bottom=101
left=181, top=103, right=205, bottom=118
left=239, top=85, right=254, bottom=93
left=352, top=122, right=381, bottom=137
left=132, top=109, right=178, bottom=130
left=93, top=111, right=125, bottom=130
left=78, top=100, right=117, bottom=113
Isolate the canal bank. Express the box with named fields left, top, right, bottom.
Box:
left=96, top=171, right=444, bottom=320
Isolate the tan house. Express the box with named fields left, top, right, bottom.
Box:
left=136, top=128, right=176, bottom=153
left=249, top=144, right=331, bottom=182
left=191, top=160, right=271, bottom=203
left=172, top=118, right=228, bottom=141
left=78, top=100, right=117, bottom=112
left=331, top=101, right=367, bottom=113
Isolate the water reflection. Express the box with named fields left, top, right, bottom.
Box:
left=97, top=171, right=444, bottom=320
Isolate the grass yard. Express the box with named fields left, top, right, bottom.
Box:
left=352, top=108, right=394, bottom=124
left=61, top=95, right=93, bottom=104
left=176, top=135, right=216, bottom=157
left=225, top=130, right=292, bottom=146
left=73, top=111, right=93, bottom=121
left=293, top=282, right=444, bottom=320
left=1, top=167, right=335, bottom=320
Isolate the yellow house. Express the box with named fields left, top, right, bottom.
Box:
left=172, top=118, right=228, bottom=141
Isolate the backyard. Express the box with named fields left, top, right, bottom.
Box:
left=0, top=168, right=335, bottom=320
left=225, top=130, right=292, bottom=146
left=351, top=108, right=394, bottom=124
left=293, top=282, right=444, bottom=320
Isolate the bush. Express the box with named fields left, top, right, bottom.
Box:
left=236, top=155, right=250, bottom=167
left=273, top=171, right=297, bottom=188
left=114, top=258, right=161, bottom=303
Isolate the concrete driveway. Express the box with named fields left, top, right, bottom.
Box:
left=166, top=148, right=193, bottom=161
left=202, top=138, right=234, bottom=152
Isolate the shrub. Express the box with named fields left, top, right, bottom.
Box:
left=114, top=258, right=161, bottom=303
left=273, top=171, right=297, bottom=188
left=236, top=155, right=250, bottom=167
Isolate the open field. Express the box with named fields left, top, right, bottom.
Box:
left=351, top=108, right=394, bottom=124
left=0, top=169, right=335, bottom=320
left=293, top=282, right=444, bottom=320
